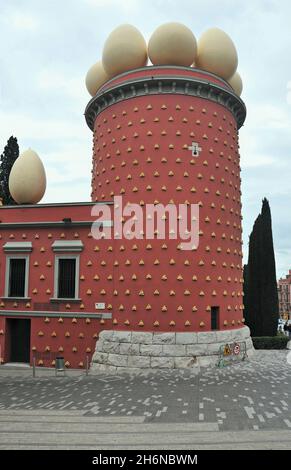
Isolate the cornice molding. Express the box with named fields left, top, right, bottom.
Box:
left=85, top=72, right=246, bottom=131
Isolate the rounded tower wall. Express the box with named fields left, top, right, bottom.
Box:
left=86, top=67, right=246, bottom=334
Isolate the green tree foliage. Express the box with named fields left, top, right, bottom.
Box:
left=243, top=263, right=249, bottom=325
left=244, top=198, right=279, bottom=336
left=0, top=136, right=19, bottom=205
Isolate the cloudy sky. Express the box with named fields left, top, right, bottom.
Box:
left=0, top=0, right=290, bottom=277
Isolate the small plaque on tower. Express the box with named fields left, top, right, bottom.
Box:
left=188, top=142, right=202, bottom=157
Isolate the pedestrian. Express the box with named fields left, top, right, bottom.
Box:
left=284, top=321, right=288, bottom=336
left=288, top=323, right=291, bottom=338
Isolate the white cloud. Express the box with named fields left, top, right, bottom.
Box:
left=44, top=142, right=92, bottom=202
left=0, top=110, right=89, bottom=142
left=246, top=103, right=291, bottom=130
left=85, top=0, right=139, bottom=12
left=37, top=68, right=87, bottom=105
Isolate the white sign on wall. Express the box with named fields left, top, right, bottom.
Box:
left=95, top=302, right=105, bottom=310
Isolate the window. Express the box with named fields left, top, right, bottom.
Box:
left=54, top=256, right=79, bottom=299
left=58, top=258, right=76, bottom=298
left=6, top=257, right=29, bottom=298
left=211, top=306, right=219, bottom=330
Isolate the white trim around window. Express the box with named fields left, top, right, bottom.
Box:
left=5, top=254, right=30, bottom=298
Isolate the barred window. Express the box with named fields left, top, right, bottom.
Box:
left=57, top=258, right=77, bottom=299
left=8, top=258, right=26, bottom=297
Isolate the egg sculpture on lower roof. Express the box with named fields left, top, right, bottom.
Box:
left=9, top=149, right=46, bottom=204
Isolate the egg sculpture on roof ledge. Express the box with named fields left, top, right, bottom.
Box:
left=148, top=22, right=197, bottom=67
left=85, top=61, right=109, bottom=97
left=102, top=24, right=148, bottom=78
left=196, top=27, right=238, bottom=80
left=228, top=71, right=243, bottom=96
left=9, top=149, right=46, bottom=204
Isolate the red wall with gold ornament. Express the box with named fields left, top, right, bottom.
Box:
left=88, top=66, right=245, bottom=333
left=0, top=203, right=113, bottom=368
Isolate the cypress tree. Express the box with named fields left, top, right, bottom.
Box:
left=244, top=199, right=278, bottom=336
left=243, top=263, right=249, bottom=326
left=0, top=136, right=19, bottom=205
left=259, top=198, right=279, bottom=335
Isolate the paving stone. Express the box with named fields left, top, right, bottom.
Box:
left=150, top=357, right=175, bottom=368
left=2, top=350, right=290, bottom=441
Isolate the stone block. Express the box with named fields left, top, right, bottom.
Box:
left=245, top=338, right=254, bottom=350
left=102, top=341, right=121, bottom=354
left=131, top=332, right=153, bottom=344
left=99, top=330, right=115, bottom=341
left=140, top=344, right=163, bottom=356
left=107, top=353, right=128, bottom=367
left=175, top=332, right=198, bottom=345
left=231, top=326, right=250, bottom=341
left=91, top=352, right=108, bottom=364
left=162, top=345, right=187, bottom=356
left=215, top=330, right=233, bottom=343
left=150, top=357, right=175, bottom=368
left=90, top=363, right=117, bottom=373
left=174, top=356, right=199, bottom=369
left=152, top=333, right=175, bottom=344
left=287, top=340, right=291, bottom=350
left=127, top=355, right=151, bottom=368
left=186, top=344, right=208, bottom=356
left=199, top=356, right=218, bottom=368
left=113, top=331, right=132, bottom=343
left=95, top=340, right=104, bottom=352
left=119, top=343, right=140, bottom=355
left=207, top=343, right=224, bottom=355
left=197, top=331, right=217, bottom=344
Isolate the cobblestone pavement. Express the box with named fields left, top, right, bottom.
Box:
left=0, top=350, right=291, bottom=449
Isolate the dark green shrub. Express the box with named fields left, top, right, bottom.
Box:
left=252, top=336, right=289, bottom=349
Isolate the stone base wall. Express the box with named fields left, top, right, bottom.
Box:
left=91, top=326, right=255, bottom=373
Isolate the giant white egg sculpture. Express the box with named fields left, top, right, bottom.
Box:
left=86, top=61, right=109, bottom=96
left=102, top=24, right=148, bottom=77
left=196, top=27, right=238, bottom=80
left=9, top=149, right=46, bottom=204
left=228, top=71, right=243, bottom=96
left=148, top=22, right=197, bottom=66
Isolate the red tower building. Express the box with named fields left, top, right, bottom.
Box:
left=86, top=66, right=253, bottom=371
